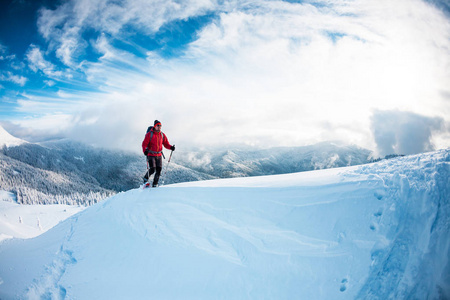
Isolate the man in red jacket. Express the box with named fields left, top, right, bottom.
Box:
left=142, top=120, right=175, bottom=187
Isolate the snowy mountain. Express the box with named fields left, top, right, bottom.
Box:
left=0, top=137, right=212, bottom=205
left=0, top=149, right=448, bottom=299
left=177, top=142, right=373, bottom=178
left=0, top=147, right=116, bottom=205
left=0, top=127, right=375, bottom=205
left=0, top=125, right=27, bottom=148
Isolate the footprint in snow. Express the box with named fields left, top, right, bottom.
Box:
left=373, top=210, right=383, bottom=217
left=370, top=209, right=383, bottom=231
left=374, top=190, right=385, bottom=200
left=340, top=278, right=348, bottom=292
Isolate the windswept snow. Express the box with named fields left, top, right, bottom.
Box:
left=0, top=149, right=448, bottom=299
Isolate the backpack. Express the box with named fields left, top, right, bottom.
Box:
left=145, top=126, right=166, bottom=147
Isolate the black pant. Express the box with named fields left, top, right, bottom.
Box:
left=144, top=156, right=163, bottom=186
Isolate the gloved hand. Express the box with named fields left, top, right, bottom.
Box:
left=144, top=148, right=149, bottom=156
left=171, top=145, right=175, bottom=151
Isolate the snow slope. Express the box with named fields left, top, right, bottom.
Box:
left=0, top=126, right=26, bottom=148
left=0, top=149, right=448, bottom=299
left=0, top=191, right=85, bottom=242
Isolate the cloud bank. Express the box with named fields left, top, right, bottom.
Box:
left=371, top=110, right=447, bottom=156
left=2, top=0, right=450, bottom=155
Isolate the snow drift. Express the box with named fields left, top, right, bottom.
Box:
left=0, top=149, right=448, bottom=299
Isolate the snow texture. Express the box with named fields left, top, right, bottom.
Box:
left=0, top=149, right=448, bottom=299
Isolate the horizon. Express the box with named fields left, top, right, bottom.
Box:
left=1, top=0, right=449, bottom=156
left=2, top=123, right=441, bottom=160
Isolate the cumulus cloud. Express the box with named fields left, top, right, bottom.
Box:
left=371, top=110, right=446, bottom=156
left=0, top=116, right=72, bottom=143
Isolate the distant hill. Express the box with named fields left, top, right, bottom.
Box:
left=0, top=150, right=114, bottom=205
left=0, top=138, right=212, bottom=205
left=176, top=142, right=373, bottom=178
left=1, top=127, right=377, bottom=205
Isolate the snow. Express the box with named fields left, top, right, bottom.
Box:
left=0, top=149, right=448, bottom=299
left=0, top=191, right=85, bottom=242
left=0, top=126, right=27, bottom=148
left=171, top=164, right=360, bottom=188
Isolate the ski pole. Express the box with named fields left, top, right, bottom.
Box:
left=167, top=149, right=173, bottom=163
left=146, top=159, right=150, bottom=183
left=161, top=147, right=174, bottom=185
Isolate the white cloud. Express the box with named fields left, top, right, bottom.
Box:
left=36, top=0, right=218, bottom=67
left=26, top=45, right=64, bottom=78
left=11, top=0, right=450, bottom=154
left=371, top=110, right=446, bottom=156
left=44, top=80, right=56, bottom=87
left=0, top=43, right=23, bottom=73
left=0, top=71, right=28, bottom=86
left=2, top=114, right=73, bottom=142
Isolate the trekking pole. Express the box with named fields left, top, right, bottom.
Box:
left=161, top=147, right=174, bottom=186
left=144, top=159, right=151, bottom=187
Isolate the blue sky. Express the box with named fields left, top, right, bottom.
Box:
left=0, top=0, right=449, bottom=156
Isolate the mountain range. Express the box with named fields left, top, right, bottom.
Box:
left=1, top=126, right=376, bottom=205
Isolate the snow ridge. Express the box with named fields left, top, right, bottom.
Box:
left=354, top=150, right=450, bottom=299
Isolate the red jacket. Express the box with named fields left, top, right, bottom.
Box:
left=142, top=129, right=172, bottom=157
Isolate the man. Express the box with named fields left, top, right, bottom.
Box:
left=142, top=120, right=175, bottom=187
